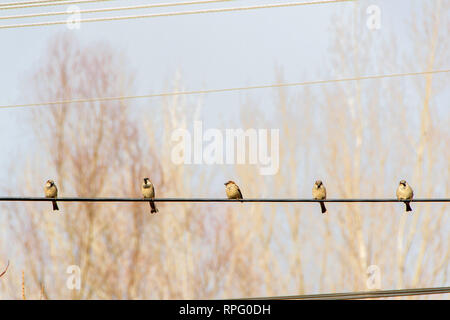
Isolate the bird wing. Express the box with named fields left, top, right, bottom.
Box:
left=237, top=188, right=243, bottom=199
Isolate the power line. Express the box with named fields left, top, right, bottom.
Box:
left=0, top=0, right=355, bottom=29
left=241, top=286, right=450, bottom=300
left=0, top=0, right=69, bottom=6
left=0, top=0, right=115, bottom=10
left=0, top=69, right=448, bottom=110
left=0, top=0, right=234, bottom=20
left=0, top=197, right=449, bottom=203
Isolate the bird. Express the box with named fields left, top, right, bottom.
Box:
left=312, top=180, right=327, bottom=214
left=224, top=181, right=243, bottom=202
left=44, top=179, right=59, bottom=211
left=142, top=178, right=158, bottom=214
left=396, top=180, right=413, bottom=212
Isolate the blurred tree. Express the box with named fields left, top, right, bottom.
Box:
left=1, top=0, right=448, bottom=299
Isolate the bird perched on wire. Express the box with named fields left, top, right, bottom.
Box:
left=224, top=181, right=243, bottom=202
left=312, top=180, right=327, bottom=214
left=44, top=179, right=59, bottom=211
left=142, top=178, right=158, bottom=214
left=396, top=180, right=413, bottom=212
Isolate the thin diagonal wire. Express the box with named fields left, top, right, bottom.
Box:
left=0, top=0, right=70, bottom=6
left=0, top=197, right=448, bottom=202
left=240, top=286, right=450, bottom=300
left=0, top=0, right=114, bottom=10
left=0, top=0, right=355, bottom=29
left=0, top=69, right=448, bottom=110
left=0, top=0, right=234, bottom=20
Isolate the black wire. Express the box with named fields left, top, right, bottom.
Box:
left=0, top=197, right=449, bottom=203
left=241, top=286, right=450, bottom=300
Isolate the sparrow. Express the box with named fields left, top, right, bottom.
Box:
left=44, top=179, right=59, bottom=211
left=142, top=178, right=158, bottom=214
left=224, top=181, right=243, bottom=201
left=396, top=180, right=413, bottom=212
left=312, top=180, right=327, bottom=214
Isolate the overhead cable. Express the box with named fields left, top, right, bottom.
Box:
left=0, top=0, right=355, bottom=29
left=1, top=69, right=448, bottom=110
left=0, top=0, right=234, bottom=20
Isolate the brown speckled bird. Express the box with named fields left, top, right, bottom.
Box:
left=312, top=180, right=327, bottom=214
left=44, top=179, right=59, bottom=211
left=224, top=181, right=243, bottom=202
left=142, top=178, right=158, bottom=214
left=396, top=180, right=413, bottom=212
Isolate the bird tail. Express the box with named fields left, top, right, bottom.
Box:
left=238, top=190, right=244, bottom=203
left=149, top=200, right=159, bottom=214
left=405, top=201, right=412, bottom=212
left=52, top=200, right=59, bottom=211
left=320, top=201, right=327, bottom=214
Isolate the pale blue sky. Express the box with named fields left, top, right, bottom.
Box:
left=0, top=0, right=436, bottom=187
